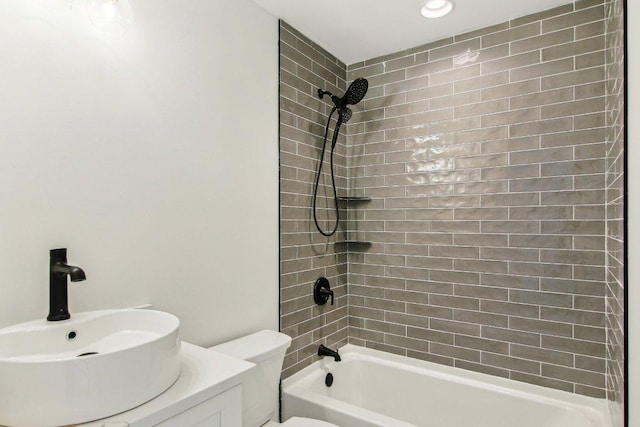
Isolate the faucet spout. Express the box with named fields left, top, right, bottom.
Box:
left=51, top=263, right=86, bottom=282
left=47, top=248, right=86, bottom=321
left=318, top=344, right=341, bottom=362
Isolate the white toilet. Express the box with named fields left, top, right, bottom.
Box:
left=210, top=330, right=337, bottom=427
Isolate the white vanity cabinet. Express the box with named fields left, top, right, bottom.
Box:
left=85, top=343, right=254, bottom=427
left=155, top=385, right=241, bottom=427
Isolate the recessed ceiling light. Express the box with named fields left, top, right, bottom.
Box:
left=421, top=0, right=455, bottom=18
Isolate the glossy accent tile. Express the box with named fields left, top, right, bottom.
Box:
left=510, top=4, right=574, bottom=27
left=481, top=79, right=540, bottom=100
left=542, top=36, right=605, bottom=62
left=509, top=117, right=573, bottom=137
left=510, top=58, right=574, bottom=82
left=540, top=128, right=606, bottom=148
left=541, top=66, right=604, bottom=90
left=542, top=5, right=605, bottom=33
left=513, top=28, right=574, bottom=55
left=481, top=22, right=541, bottom=48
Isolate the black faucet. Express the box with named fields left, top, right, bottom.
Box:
left=47, top=248, right=86, bottom=321
left=318, top=344, right=341, bottom=362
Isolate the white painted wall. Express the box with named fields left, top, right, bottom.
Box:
left=629, top=2, right=637, bottom=426
left=0, top=0, right=279, bottom=345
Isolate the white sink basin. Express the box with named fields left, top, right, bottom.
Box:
left=0, top=309, right=181, bottom=427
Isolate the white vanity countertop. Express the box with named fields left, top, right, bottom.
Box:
left=82, top=342, right=255, bottom=427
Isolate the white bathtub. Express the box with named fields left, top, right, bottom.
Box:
left=282, top=345, right=612, bottom=427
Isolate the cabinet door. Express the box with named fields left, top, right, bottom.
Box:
left=155, top=385, right=242, bottom=427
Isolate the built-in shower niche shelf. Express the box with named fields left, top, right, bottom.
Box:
left=336, top=196, right=371, bottom=249
left=337, top=196, right=372, bottom=203
left=335, top=240, right=371, bottom=249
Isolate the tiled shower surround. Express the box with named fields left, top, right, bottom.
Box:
left=280, top=0, right=624, bottom=402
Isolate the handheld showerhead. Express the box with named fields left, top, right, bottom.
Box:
left=344, top=77, right=369, bottom=105
left=329, top=77, right=369, bottom=109
left=318, top=77, right=368, bottom=124
left=318, top=78, right=369, bottom=108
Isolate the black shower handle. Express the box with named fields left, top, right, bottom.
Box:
left=320, top=288, right=334, bottom=305
left=314, top=277, right=334, bottom=306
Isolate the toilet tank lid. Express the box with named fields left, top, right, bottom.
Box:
left=211, top=330, right=292, bottom=363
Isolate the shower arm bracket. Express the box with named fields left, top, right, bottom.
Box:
left=317, top=88, right=333, bottom=99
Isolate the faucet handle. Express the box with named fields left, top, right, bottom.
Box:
left=320, top=288, right=334, bottom=305
left=50, top=248, right=68, bottom=263
left=314, top=277, right=334, bottom=306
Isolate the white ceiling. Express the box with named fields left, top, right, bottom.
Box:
left=250, top=0, right=573, bottom=64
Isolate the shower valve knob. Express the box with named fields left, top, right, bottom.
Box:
left=314, top=277, right=334, bottom=306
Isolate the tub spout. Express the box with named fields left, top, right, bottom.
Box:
left=318, top=344, right=341, bottom=362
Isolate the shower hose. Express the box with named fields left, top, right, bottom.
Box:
left=312, top=106, right=343, bottom=236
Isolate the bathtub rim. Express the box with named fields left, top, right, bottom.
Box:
left=282, top=344, right=612, bottom=426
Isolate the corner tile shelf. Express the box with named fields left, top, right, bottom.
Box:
left=336, top=195, right=372, bottom=247
left=334, top=240, right=372, bottom=248
left=337, top=196, right=372, bottom=203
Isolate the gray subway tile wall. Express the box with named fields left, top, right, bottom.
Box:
left=346, top=0, right=608, bottom=398
left=279, top=0, right=624, bottom=404
left=279, top=22, right=349, bottom=377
